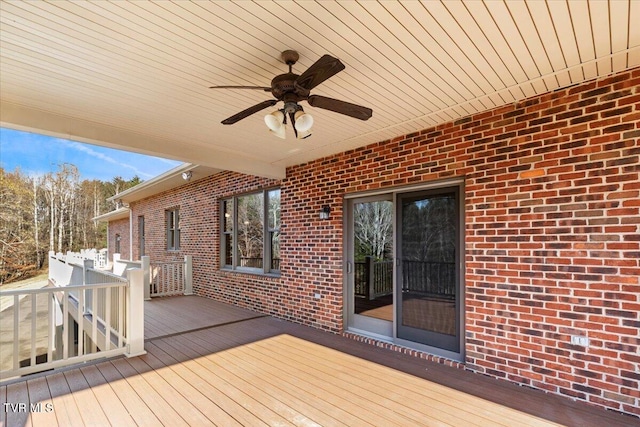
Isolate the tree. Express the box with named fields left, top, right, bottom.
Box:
left=0, top=168, right=38, bottom=282
left=354, top=201, right=393, bottom=261
left=0, top=164, right=144, bottom=284
left=237, top=193, right=264, bottom=266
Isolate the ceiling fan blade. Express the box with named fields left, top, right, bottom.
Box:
left=294, top=55, right=345, bottom=93
left=307, top=95, right=372, bottom=121
left=210, top=85, right=272, bottom=91
left=221, top=99, right=278, bottom=125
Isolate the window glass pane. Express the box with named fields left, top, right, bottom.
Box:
left=268, top=189, right=281, bottom=230
left=270, top=231, right=280, bottom=271
left=224, top=233, right=233, bottom=266
left=223, top=199, right=233, bottom=232
left=237, top=193, right=264, bottom=268
left=166, top=209, right=180, bottom=250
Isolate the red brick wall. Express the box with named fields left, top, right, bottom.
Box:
left=125, top=67, right=639, bottom=415
left=285, top=68, right=639, bottom=415
left=107, top=218, right=130, bottom=260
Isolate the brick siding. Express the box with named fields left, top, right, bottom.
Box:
left=126, top=67, right=639, bottom=416
left=107, top=218, right=130, bottom=260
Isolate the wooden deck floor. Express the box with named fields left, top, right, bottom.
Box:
left=1, top=296, right=637, bottom=427
left=144, top=295, right=265, bottom=340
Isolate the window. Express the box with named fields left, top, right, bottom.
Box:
left=222, top=199, right=233, bottom=266
left=221, top=188, right=280, bottom=274
left=166, top=208, right=180, bottom=250
left=267, top=189, right=281, bottom=271
left=138, top=216, right=145, bottom=257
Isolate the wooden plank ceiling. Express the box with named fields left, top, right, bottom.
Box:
left=1, top=0, right=638, bottom=178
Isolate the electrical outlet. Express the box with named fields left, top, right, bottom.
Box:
left=571, top=335, right=589, bottom=346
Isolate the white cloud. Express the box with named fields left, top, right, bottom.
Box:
left=57, top=139, right=155, bottom=179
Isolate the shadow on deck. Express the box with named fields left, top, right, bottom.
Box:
left=2, top=295, right=637, bottom=427
left=144, top=295, right=266, bottom=341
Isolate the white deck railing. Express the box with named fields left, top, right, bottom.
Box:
left=103, top=254, right=192, bottom=300
left=80, top=248, right=108, bottom=269
left=0, top=252, right=145, bottom=381
left=149, top=256, right=192, bottom=298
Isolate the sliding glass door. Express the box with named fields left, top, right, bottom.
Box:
left=396, top=186, right=461, bottom=354
left=345, top=184, right=463, bottom=358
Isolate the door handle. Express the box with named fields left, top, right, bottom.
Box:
left=346, top=261, right=352, bottom=274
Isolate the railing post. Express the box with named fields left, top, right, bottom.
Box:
left=82, top=259, right=93, bottom=285
left=184, top=255, right=193, bottom=295
left=113, top=253, right=121, bottom=275
left=141, top=256, right=151, bottom=300
left=125, top=269, right=146, bottom=357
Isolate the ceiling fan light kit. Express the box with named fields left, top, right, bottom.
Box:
left=211, top=50, right=372, bottom=139
left=294, top=110, right=314, bottom=132
left=264, top=110, right=285, bottom=132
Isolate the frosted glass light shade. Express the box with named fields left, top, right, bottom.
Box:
left=264, top=110, right=285, bottom=131
left=296, top=129, right=312, bottom=139
left=294, top=111, right=314, bottom=132
left=272, top=123, right=286, bottom=139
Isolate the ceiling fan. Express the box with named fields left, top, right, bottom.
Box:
left=210, top=50, right=372, bottom=139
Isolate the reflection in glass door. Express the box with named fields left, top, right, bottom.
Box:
left=397, top=187, right=461, bottom=354
left=346, top=196, right=394, bottom=337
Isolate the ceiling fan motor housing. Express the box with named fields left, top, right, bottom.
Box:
left=271, top=73, right=302, bottom=100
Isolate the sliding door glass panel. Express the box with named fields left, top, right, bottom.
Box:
left=353, top=200, right=394, bottom=321
left=397, top=187, right=460, bottom=353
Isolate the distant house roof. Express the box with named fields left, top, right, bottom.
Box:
left=93, top=206, right=130, bottom=223
left=107, top=163, right=222, bottom=205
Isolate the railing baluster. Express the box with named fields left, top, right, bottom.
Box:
left=31, top=294, right=37, bottom=366
left=63, top=290, right=69, bottom=360
left=92, top=288, right=98, bottom=353
left=48, top=294, right=54, bottom=364
left=13, top=294, right=19, bottom=371
left=77, top=287, right=84, bottom=357
left=105, top=287, right=111, bottom=351
left=118, top=285, right=124, bottom=348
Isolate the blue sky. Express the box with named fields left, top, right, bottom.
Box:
left=0, top=128, right=181, bottom=181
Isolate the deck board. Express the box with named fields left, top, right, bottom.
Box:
left=45, top=372, right=84, bottom=427
left=78, top=364, right=136, bottom=427
left=1, top=295, right=638, bottom=427
left=167, top=333, right=339, bottom=427
left=150, top=339, right=271, bottom=427
left=0, top=384, right=7, bottom=427
left=26, top=376, right=58, bottom=427
left=62, top=369, right=110, bottom=426
left=94, top=360, right=162, bottom=427
left=155, top=335, right=293, bottom=426
left=5, top=380, right=29, bottom=427
left=176, top=330, right=417, bottom=426
left=144, top=295, right=263, bottom=340
left=124, top=355, right=219, bottom=426
left=110, top=357, right=191, bottom=426
left=140, top=346, right=245, bottom=427
left=270, top=334, right=554, bottom=427
left=188, top=326, right=537, bottom=427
